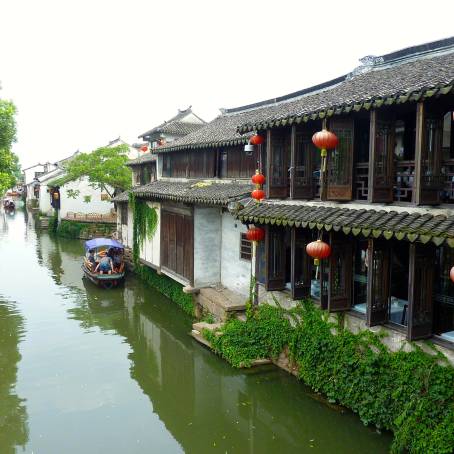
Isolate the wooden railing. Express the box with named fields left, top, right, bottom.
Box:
left=64, top=212, right=117, bottom=224
left=354, top=162, right=369, bottom=201
left=394, top=161, right=415, bottom=202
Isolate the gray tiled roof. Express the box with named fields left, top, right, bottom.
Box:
left=112, top=191, right=130, bottom=203
left=236, top=201, right=454, bottom=247
left=235, top=46, right=454, bottom=132
left=138, top=108, right=206, bottom=139
left=154, top=111, right=254, bottom=153
left=126, top=153, right=157, bottom=166
left=113, top=181, right=252, bottom=206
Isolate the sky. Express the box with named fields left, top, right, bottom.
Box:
left=1, top=0, right=453, bottom=169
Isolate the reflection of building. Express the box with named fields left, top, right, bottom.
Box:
left=35, top=232, right=389, bottom=452
left=0, top=302, right=28, bottom=451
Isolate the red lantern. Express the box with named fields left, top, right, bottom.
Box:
left=250, top=134, right=265, bottom=146
left=246, top=226, right=265, bottom=242
left=251, top=171, right=266, bottom=186
left=140, top=145, right=148, bottom=152
left=306, top=239, right=331, bottom=266
left=251, top=189, right=265, bottom=201
left=450, top=266, right=454, bottom=283
left=312, top=129, right=338, bottom=152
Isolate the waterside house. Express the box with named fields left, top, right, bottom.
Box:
left=231, top=36, right=454, bottom=361
left=114, top=106, right=266, bottom=316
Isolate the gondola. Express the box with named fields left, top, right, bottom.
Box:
left=82, top=238, right=126, bottom=289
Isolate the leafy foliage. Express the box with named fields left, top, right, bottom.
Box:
left=136, top=265, right=193, bottom=316
left=50, top=145, right=132, bottom=196
left=66, top=189, right=80, bottom=199
left=204, top=301, right=454, bottom=453
left=129, top=193, right=158, bottom=265
left=0, top=99, right=20, bottom=195
left=56, top=220, right=114, bottom=239
left=83, top=195, right=91, bottom=203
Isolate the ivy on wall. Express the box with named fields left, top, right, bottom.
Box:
left=129, top=193, right=158, bottom=264
left=204, top=301, right=454, bottom=454
left=136, top=265, right=193, bottom=316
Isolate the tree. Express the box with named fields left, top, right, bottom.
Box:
left=51, top=144, right=132, bottom=197
left=0, top=99, right=20, bottom=195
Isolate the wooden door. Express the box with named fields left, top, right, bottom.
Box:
left=267, top=129, right=290, bottom=198
left=419, top=117, right=443, bottom=204
left=291, top=228, right=312, bottom=299
left=327, top=118, right=354, bottom=201
left=291, top=128, right=316, bottom=199
left=371, top=111, right=395, bottom=203
left=160, top=208, right=193, bottom=282
left=366, top=239, right=391, bottom=326
left=328, top=233, right=353, bottom=311
left=265, top=226, right=286, bottom=290
left=408, top=243, right=435, bottom=340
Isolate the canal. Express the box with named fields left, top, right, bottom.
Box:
left=0, top=210, right=392, bottom=453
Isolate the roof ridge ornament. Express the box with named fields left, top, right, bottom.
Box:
left=347, top=55, right=384, bottom=80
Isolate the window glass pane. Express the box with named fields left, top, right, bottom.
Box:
left=352, top=240, right=368, bottom=313
left=434, top=247, right=454, bottom=341
left=389, top=242, right=409, bottom=326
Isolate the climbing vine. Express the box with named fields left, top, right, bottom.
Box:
left=203, top=301, right=454, bottom=453
left=129, top=192, right=158, bottom=265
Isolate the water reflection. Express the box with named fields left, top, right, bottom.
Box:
left=38, top=233, right=391, bottom=453
left=0, top=210, right=391, bottom=453
left=0, top=299, right=28, bottom=453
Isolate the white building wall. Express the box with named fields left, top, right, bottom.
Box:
left=194, top=206, right=221, bottom=288
left=39, top=188, right=52, bottom=214
left=59, top=177, right=113, bottom=219
left=220, top=212, right=251, bottom=296
left=139, top=202, right=160, bottom=268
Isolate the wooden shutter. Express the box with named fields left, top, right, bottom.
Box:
left=291, top=128, right=315, bottom=199
left=371, top=111, right=395, bottom=203
left=265, top=226, right=286, bottom=291
left=328, top=233, right=353, bottom=311
left=267, top=129, right=290, bottom=198
left=419, top=117, right=443, bottom=204
left=408, top=243, right=434, bottom=340
left=327, top=118, right=354, bottom=201
left=291, top=228, right=311, bottom=299
left=366, top=239, right=391, bottom=326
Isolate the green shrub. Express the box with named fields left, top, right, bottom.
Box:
left=136, top=265, right=193, bottom=316
left=56, top=220, right=86, bottom=238
left=203, top=300, right=454, bottom=453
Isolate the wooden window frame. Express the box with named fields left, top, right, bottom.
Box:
left=240, top=233, right=252, bottom=261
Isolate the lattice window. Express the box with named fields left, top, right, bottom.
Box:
left=240, top=233, right=252, bottom=261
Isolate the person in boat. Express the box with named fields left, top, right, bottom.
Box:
left=87, top=249, right=97, bottom=268
left=95, top=254, right=113, bottom=274
left=112, top=248, right=123, bottom=272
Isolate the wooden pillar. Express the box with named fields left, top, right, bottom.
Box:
left=266, top=129, right=272, bottom=199
left=413, top=102, right=424, bottom=205
left=320, top=118, right=328, bottom=201
left=367, top=110, right=376, bottom=203
left=289, top=125, right=296, bottom=199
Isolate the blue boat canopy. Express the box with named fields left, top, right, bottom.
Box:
left=84, top=238, right=124, bottom=250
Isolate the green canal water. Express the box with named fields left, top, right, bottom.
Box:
left=0, top=210, right=392, bottom=453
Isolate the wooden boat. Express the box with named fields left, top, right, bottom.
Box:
left=82, top=238, right=126, bottom=289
